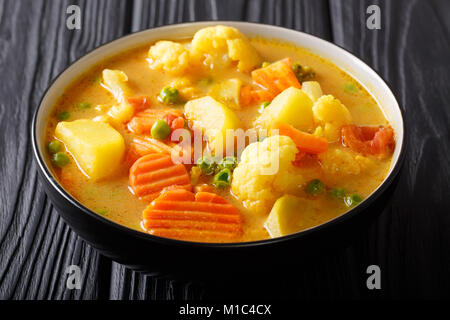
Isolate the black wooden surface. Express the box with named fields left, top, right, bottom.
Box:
left=0, top=0, right=449, bottom=300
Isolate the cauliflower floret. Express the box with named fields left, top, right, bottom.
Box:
left=169, top=77, right=203, bottom=100
left=102, top=69, right=131, bottom=102
left=231, top=135, right=304, bottom=214
left=312, top=95, right=352, bottom=142
left=318, top=147, right=376, bottom=178
left=227, top=38, right=262, bottom=72
left=101, top=69, right=134, bottom=123
left=148, top=41, right=190, bottom=75
left=190, top=26, right=261, bottom=72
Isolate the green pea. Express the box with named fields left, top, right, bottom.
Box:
left=218, top=157, right=237, bottom=171
left=213, top=168, right=232, bottom=188
left=77, top=102, right=91, bottom=109
left=258, top=101, right=270, bottom=113
left=96, top=208, right=109, bottom=216
left=52, top=152, right=69, bottom=167
left=197, top=157, right=216, bottom=175
left=329, top=187, right=347, bottom=199
left=292, top=62, right=302, bottom=74
left=92, top=76, right=101, bottom=84
left=343, top=82, right=358, bottom=94
left=151, top=119, right=171, bottom=140
left=262, top=61, right=271, bottom=68
left=198, top=78, right=213, bottom=87
left=48, top=140, right=61, bottom=154
left=159, top=87, right=179, bottom=104
left=292, top=62, right=315, bottom=82
left=58, top=111, right=71, bottom=121
left=305, top=179, right=325, bottom=196
left=344, top=194, right=363, bottom=207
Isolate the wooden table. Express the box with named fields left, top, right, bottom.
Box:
left=1, top=0, right=449, bottom=300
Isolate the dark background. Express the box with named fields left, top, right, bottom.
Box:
left=0, top=0, right=449, bottom=300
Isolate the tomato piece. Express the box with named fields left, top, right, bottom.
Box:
left=341, top=125, right=372, bottom=154
left=341, top=125, right=395, bottom=156
left=371, top=126, right=395, bottom=155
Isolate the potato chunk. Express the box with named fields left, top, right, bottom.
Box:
left=312, top=95, right=352, bottom=142
left=254, top=87, right=314, bottom=132
left=265, top=194, right=319, bottom=238
left=184, top=96, right=242, bottom=153
left=208, top=78, right=242, bottom=110
left=301, top=81, right=323, bottom=102
left=55, top=120, right=125, bottom=181
left=148, top=41, right=190, bottom=75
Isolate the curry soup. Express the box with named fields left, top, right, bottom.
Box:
left=45, top=26, right=394, bottom=243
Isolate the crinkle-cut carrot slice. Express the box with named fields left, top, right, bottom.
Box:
left=148, top=229, right=239, bottom=242
left=194, top=184, right=215, bottom=193
left=251, top=58, right=301, bottom=101
left=126, top=137, right=168, bottom=166
left=127, top=108, right=183, bottom=134
left=126, top=137, right=193, bottom=166
left=129, top=154, right=191, bottom=201
left=142, top=189, right=243, bottom=242
left=157, top=187, right=195, bottom=201
left=341, top=125, right=395, bottom=156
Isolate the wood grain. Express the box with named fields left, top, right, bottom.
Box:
left=330, top=0, right=450, bottom=299
left=0, top=0, right=449, bottom=300
left=0, top=0, right=129, bottom=300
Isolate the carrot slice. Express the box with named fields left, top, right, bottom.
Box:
left=251, top=89, right=274, bottom=103
left=127, top=108, right=183, bottom=134
left=142, top=189, right=243, bottom=242
left=126, top=96, right=151, bottom=111
left=126, top=137, right=193, bottom=166
left=251, top=58, right=301, bottom=101
left=341, top=125, right=395, bottom=156
left=240, top=85, right=255, bottom=106
left=170, top=117, right=186, bottom=130
left=126, top=137, right=169, bottom=165
left=194, top=184, right=215, bottom=193
left=272, top=122, right=328, bottom=154
left=129, top=154, right=191, bottom=201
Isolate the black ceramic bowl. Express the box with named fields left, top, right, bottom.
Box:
left=31, top=22, right=406, bottom=275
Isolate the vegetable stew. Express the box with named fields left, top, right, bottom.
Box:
left=44, top=26, right=395, bottom=242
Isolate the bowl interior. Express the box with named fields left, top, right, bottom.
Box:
left=33, top=21, right=404, bottom=242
